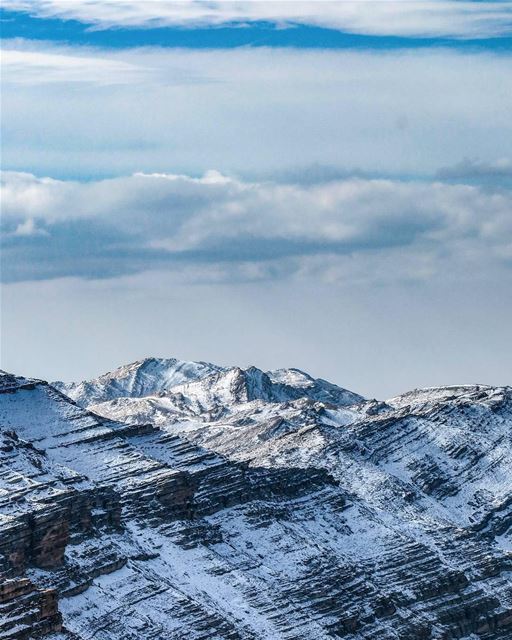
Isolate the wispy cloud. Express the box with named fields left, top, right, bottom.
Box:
left=0, top=47, right=152, bottom=85
left=2, top=43, right=511, bottom=179
left=4, top=0, right=512, bottom=39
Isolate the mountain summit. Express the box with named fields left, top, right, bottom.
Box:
left=54, top=357, right=223, bottom=406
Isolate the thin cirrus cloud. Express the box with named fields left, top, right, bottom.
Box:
left=0, top=48, right=153, bottom=85
left=2, top=170, right=511, bottom=284
left=4, top=0, right=512, bottom=39
left=2, top=43, right=511, bottom=180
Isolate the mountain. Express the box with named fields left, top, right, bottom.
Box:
left=55, top=359, right=363, bottom=412
left=1, top=362, right=511, bottom=640
left=53, top=357, right=223, bottom=407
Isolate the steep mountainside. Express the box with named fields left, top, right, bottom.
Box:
left=1, top=362, right=511, bottom=640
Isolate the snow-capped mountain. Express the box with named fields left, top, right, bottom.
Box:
left=53, top=357, right=223, bottom=407
left=83, top=365, right=364, bottom=429
left=1, top=361, right=511, bottom=640
left=55, top=359, right=363, bottom=412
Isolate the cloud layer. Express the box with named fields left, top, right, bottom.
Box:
left=5, top=0, right=512, bottom=39
left=2, top=169, right=511, bottom=284
left=3, top=43, right=511, bottom=180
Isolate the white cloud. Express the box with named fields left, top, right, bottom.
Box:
left=0, top=47, right=152, bottom=85
left=4, top=0, right=512, bottom=39
left=2, top=169, right=511, bottom=284
left=11, top=218, right=49, bottom=237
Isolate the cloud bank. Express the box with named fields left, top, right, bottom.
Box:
left=4, top=0, right=512, bottom=39
left=2, top=169, right=511, bottom=284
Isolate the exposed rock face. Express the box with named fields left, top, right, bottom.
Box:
left=0, top=578, right=61, bottom=639
left=1, top=365, right=511, bottom=640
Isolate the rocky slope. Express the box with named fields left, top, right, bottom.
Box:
left=1, top=361, right=511, bottom=640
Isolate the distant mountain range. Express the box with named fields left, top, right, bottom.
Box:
left=1, top=359, right=511, bottom=640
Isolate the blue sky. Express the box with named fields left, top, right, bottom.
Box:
left=1, top=1, right=511, bottom=396
left=3, top=6, right=511, bottom=51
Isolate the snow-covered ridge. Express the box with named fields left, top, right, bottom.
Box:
left=2, top=366, right=511, bottom=640
left=54, top=357, right=364, bottom=412
left=53, top=357, right=224, bottom=406
left=0, top=369, right=39, bottom=392
left=387, top=383, right=504, bottom=408
left=167, top=365, right=364, bottom=415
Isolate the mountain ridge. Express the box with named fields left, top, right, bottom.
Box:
left=54, top=357, right=364, bottom=411
left=1, top=362, right=511, bottom=640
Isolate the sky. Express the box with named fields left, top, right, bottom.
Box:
left=1, top=1, right=511, bottom=398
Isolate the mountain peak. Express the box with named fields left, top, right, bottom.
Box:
left=54, top=357, right=223, bottom=406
